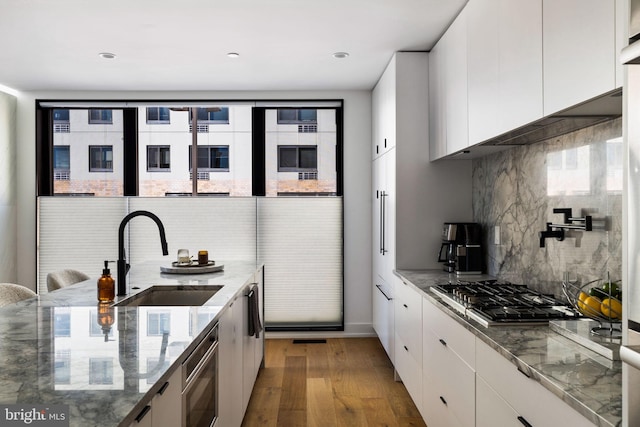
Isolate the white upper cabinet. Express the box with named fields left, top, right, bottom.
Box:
left=428, top=40, right=446, bottom=160
left=372, top=58, right=397, bottom=160
left=467, top=0, right=543, bottom=146
left=442, top=8, right=469, bottom=155
left=543, top=0, right=616, bottom=115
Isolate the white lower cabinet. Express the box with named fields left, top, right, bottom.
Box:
left=393, top=277, right=422, bottom=410
left=219, top=295, right=244, bottom=427
left=476, top=376, right=521, bottom=427
left=129, top=367, right=182, bottom=427
left=372, top=276, right=394, bottom=362
left=151, top=367, right=182, bottom=427
left=422, top=297, right=475, bottom=427
left=476, top=338, right=596, bottom=427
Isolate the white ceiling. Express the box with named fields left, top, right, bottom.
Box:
left=0, top=0, right=467, bottom=92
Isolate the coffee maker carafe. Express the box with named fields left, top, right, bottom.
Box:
left=438, top=223, right=483, bottom=275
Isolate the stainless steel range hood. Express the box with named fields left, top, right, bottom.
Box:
left=478, top=88, right=622, bottom=147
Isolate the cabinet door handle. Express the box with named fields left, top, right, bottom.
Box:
left=375, top=284, right=392, bottom=301
left=380, top=191, right=388, bottom=254
left=439, top=338, right=447, bottom=347
left=135, top=405, right=151, bottom=423
left=517, top=416, right=533, bottom=427
left=439, top=396, right=447, bottom=405
left=517, top=366, right=531, bottom=378
left=157, top=381, right=170, bottom=395
left=384, top=137, right=387, bottom=148
left=403, top=303, right=408, bottom=308
left=404, top=345, right=409, bottom=352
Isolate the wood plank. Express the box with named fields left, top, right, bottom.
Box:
left=333, top=394, right=369, bottom=427
left=362, top=397, right=400, bottom=427
left=280, top=355, right=307, bottom=411
left=307, top=377, right=338, bottom=427
left=241, top=386, right=281, bottom=427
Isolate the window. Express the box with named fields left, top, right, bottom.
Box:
left=53, top=146, right=70, bottom=170
left=147, top=146, right=171, bottom=171
left=189, top=145, right=229, bottom=171
left=54, top=350, right=71, bottom=385
left=54, top=311, right=71, bottom=337
left=193, top=107, right=229, bottom=124
left=147, top=312, right=170, bottom=335
left=89, top=358, right=113, bottom=385
left=278, top=146, right=317, bottom=171
left=89, top=146, right=113, bottom=172
left=147, top=107, right=170, bottom=124
left=88, top=109, right=113, bottom=124
left=277, top=109, right=317, bottom=124
left=53, top=109, right=69, bottom=123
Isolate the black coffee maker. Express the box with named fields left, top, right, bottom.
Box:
left=438, top=223, right=483, bottom=275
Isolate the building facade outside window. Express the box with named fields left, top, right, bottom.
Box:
left=147, top=145, right=171, bottom=171
left=277, top=108, right=317, bottom=124
left=189, top=145, right=229, bottom=171
left=88, top=109, right=113, bottom=124
left=146, top=107, right=170, bottom=124
left=147, top=312, right=170, bottom=335
left=278, top=146, right=317, bottom=172
left=193, top=107, right=229, bottom=124
left=89, top=145, right=113, bottom=172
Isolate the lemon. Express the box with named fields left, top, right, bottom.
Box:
left=601, top=298, right=622, bottom=320
left=580, top=296, right=602, bottom=316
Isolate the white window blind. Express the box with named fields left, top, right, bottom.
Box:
left=257, top=197, right=343, bottom=328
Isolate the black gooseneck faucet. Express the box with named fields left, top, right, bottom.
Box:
left=117, top=210, right=169, bottom=296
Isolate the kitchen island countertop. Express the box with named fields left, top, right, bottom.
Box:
left=0, top=260, right=261, bottom=427
left=395, top=269, right=621, bottom=427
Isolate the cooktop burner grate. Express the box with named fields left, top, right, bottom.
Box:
left=431, top=280, right=581, bottom=326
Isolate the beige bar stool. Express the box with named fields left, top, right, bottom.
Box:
left=0, top=283, right=36, bottom=307
left=46, top=269, right=90, bottom=292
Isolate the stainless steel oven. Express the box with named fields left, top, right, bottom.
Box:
left=182, top=323, right=219, bottom=427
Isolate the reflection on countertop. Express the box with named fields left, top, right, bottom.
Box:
left=395, top=268, right=622, bottom=427
left=0, top=260, right=260, bottom=427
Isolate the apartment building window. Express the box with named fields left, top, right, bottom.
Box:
left=53, top=109, right=70, bottom=133
left=147, top=107, right=170, bottom=124
left=147, top=145, right=171, bottom=171
left=89, top=146, right=113, bottom=172
left=189, top=145, right=229, bottom=171
left=277, top=108, right=317, bottom=124
left=147, top=312, right=170, bottom=335
left=53, top=146, right=70, bottom=180
left=278, top=146, right=317, bottom=172
left=193, top=107, right=229, bottom=124
left=88, top=109, right=113, bottom=124
left=89, top=358, right=114, bottom=385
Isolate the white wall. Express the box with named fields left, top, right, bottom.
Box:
left=0, top=91, right=17, bottom=283
left=15, top=89, right=373, bottom=337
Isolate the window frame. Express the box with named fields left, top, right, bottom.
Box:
left=191, top=107, right=230, bottom=124
left=146, top=107, right=171, bottom=124
left=53, top=145, right=70, bottom=171
left=147, top=145, right=171, bottom=172
left=277, top=108, right=317, bottom=124
left=88, top=145, right=114, bottom=172
left=88, top=109, right=113, bottom=124
left=188, top=145, right=230, bottom=172
left=277, top=145, right=318, bottom=172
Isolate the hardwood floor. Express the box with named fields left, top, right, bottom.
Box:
left=241, top=338, right=427, bottom=427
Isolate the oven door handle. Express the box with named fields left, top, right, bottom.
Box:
left=182, top=339, right=218, bottom=396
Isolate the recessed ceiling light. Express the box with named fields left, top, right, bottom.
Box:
left=333, top=52, right=349, bottom=59
left=227, top=52, right=240, bottom=58
left=98, top=52, right=116, bottom=60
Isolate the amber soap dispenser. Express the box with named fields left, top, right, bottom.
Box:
left=98, top=260, right=115, bottom=303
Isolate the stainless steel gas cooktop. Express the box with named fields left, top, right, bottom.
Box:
left=431, top=279, right=581, bottom=327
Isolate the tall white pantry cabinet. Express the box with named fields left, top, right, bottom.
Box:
left=371, top=52, right=473, bottom=366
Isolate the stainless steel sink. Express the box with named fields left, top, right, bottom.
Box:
left=113, top=285, right=223, bottom=307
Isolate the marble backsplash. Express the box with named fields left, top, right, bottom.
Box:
left=472, top=118, right=622, bottom=298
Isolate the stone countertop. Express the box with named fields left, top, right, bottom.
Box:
left=0, top=260, right=261, bottom=427
left=395, top=269, right=622, bottom=427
